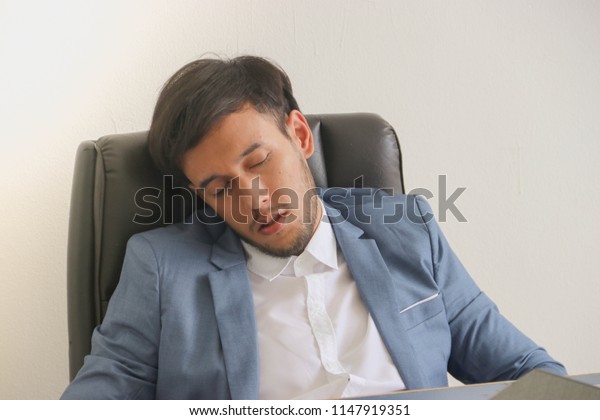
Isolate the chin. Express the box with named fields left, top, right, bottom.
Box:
left=246, top=228, right=312, bottom=258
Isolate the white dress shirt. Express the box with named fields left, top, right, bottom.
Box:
left=241, top=201, right=405, bottom=399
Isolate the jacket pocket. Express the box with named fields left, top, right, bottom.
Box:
left=398, top=293, right=444, bottom=330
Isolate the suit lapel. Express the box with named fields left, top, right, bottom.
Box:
left=208, top=228, right=259, bottom=400
left=326, top=205, right=429, bottom=390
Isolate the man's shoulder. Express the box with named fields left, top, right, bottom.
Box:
left=322, top=187, right=416, bottom=206
left=126, top=217, right=227, bottom=259
left=321, top=188, right=433, bottom=225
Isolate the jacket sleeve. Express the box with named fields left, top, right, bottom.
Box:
left=414, top=195, right=566, bottom=384
left=61, top=235, right=160, bottom=399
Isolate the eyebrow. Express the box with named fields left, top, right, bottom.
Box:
left=239, top=142, right=262, bottom=159
left=198, top=142, right=263, bottom=189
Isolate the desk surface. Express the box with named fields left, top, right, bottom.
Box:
left=359, top=373, right=600, bottom=400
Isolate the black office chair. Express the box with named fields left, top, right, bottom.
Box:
left=66, top=113, right=405, bottom=379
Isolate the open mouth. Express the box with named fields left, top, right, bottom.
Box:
left=257, top=209, right=291, bottom=234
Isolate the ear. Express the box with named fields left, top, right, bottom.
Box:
left=286, top=110, right=314, bottom=159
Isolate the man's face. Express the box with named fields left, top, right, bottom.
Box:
left=181, top=106, right=321, bottom=257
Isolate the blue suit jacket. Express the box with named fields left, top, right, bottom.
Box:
left=62, top=190, right=565, bottom=399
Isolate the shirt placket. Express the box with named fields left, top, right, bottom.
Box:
left=304, top=270, right=350, bottom=386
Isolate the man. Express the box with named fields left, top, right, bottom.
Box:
left=62, top=56, right=565, bottom=399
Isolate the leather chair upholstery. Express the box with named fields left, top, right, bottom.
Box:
left=67, top=113, right=404, bottom=379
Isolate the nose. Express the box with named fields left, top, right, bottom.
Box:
left=234, top=174, right=270, bottom=216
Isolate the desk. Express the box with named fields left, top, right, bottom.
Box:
left=358, top=373, right=600, bottom=400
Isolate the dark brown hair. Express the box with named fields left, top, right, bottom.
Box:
left=148, top=55, right=299, bottom=181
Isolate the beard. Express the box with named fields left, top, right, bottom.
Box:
left=243, top=196, right=320, bottom=258
left=239, top=160, right=321, bottom=258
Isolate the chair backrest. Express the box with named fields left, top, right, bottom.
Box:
left=67, top=113, right=404, bottom=379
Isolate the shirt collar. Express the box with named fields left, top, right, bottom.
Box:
left=242, top=199, right=338, bottom=281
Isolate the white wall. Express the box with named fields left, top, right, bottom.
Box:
left=1, top=0, right=599, bottom=399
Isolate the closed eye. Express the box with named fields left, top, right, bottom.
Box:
left=250, top=153, right=271, bottom=169
left=209, top=153, right=270, bottom=197
left=213, top=179, right=232, bottom=197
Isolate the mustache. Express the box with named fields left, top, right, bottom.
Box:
left=251, top=204, right=295, bottom=219
left=250, top=204, right=296, bottom=228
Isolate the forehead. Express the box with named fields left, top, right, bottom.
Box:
left=203, top=107, right=279, bottom=150
left=180, top=107, right=282, bottom=178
